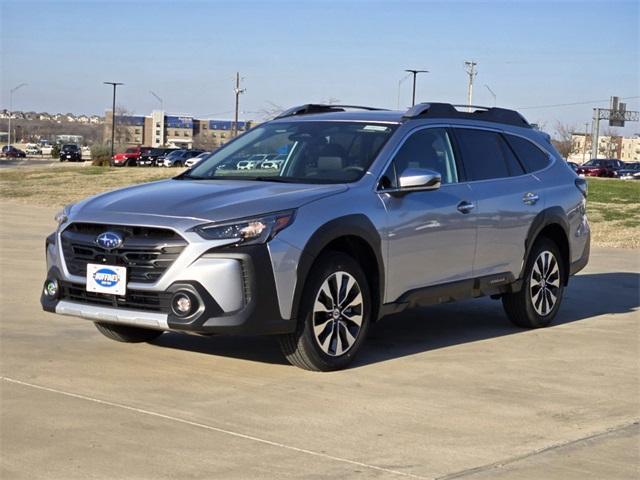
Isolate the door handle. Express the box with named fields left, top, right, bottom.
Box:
left=522, top=192, right=539, bottom=205
left=457, top=201, right=475, bottom=214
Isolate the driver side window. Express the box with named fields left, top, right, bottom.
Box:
left=381, top=128, right=459, bottom=189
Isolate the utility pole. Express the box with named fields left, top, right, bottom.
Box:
left=104, top=82, right=123, bottom=159
left=7, top=83, right=27, bottom=147
left=484, top=84, right=496, bottom=107
left=591, top=108, right=601, bottom=160
left=150, top=91, right=163, bottom=111
left=464, top=61, right=478, bottom=111
left=582, top=122, right=589, bottom=163
left=233, top=72, right=246, bottom=137
left=404, top=69, right=429, bottom=107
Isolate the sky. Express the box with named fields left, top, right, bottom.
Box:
left=1, top=0, right=639, bottom=135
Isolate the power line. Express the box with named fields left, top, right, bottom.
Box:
left=518, top=96, right=640, bottom=110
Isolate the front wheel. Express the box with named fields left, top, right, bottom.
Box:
left=278, top=252, right=371, bottom=371
left=94, top=322, right=163, bottom=343
left=502, top=238, right=565, bottom=328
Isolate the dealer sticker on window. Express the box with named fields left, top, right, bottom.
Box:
left=86, top=263, right=127, bottom=296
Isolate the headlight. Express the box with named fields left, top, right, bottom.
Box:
left=192, top=210, right=296, bottom=245
left=54, top=203, right=74, bottom=226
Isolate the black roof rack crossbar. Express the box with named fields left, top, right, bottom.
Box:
left=274, top=104, right=389, bottom=120
left=403, top=102, right=531, bottom=128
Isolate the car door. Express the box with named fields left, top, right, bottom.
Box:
left=452, top=127, right=543, bottom=279
left=378, top=126, right=478, bottom=302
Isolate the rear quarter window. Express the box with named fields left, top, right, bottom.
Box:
left=505, top=135, right=551, bottom=173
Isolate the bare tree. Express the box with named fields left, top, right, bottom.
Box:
left=552, top=122, right=577, bottom=159
left=599, top=127, right=621, bottom=158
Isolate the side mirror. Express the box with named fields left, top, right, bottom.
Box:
left=397, top=168, right=441, bottom=192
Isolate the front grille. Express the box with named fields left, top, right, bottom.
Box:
left=61, top=223, right=187, bottom=283
left=59, top=281, right=170, bottom=313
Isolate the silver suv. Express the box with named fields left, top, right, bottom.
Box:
left=41, top=103, right=590, bottom=371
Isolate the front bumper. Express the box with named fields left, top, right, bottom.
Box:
left=41, top=230, right=296, bottom=336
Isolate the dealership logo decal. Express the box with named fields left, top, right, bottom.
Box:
left=93, top=268, right=120, bottom=288
left=95, top=231, right=123, bottom=250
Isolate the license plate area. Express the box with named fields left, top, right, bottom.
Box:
left=86, top=263, right=127, bottom=296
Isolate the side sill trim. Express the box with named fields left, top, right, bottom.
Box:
left=55, top=300, right=168, bottom=330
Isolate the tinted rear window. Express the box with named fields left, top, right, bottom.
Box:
left=505, top=135, right=551, bottom=173
left=454, top=129, right=511, bottom=181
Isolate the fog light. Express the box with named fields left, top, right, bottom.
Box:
left=171, top=291, right=197, bottom=317
left=44, top=279, right=58, bottom=298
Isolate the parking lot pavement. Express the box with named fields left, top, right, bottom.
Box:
left=1, top=200, right=638, bottom=480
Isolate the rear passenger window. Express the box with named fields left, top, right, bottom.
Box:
left=454, top=129, right=513, bottom=181
left=505, top=135, right=551, bottom=173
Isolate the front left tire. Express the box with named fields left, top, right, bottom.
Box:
left=278, top=251, right=371, bottom=371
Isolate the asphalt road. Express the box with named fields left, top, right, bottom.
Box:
left=1, top=201, right=638, bottom=479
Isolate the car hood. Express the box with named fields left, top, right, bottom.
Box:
left=73, top=178, right=348, bottom=227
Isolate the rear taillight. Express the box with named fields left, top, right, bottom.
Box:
left=575, top=178, right=588, bottom=198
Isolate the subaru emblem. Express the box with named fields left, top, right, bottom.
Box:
left=95, top=231, right=123, bottom=250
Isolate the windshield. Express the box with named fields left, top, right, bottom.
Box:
left=186, top=121, right=397, bottom=183
left=584, top=160, right=601, bottom=166
left=167, top=150, right=186, bottom=159
left=62, top=144, right=77, bottom=150
left=125, top=148, right=137, bottom=153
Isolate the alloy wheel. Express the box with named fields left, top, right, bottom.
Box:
left=530, top=250, right=561, bottom=316
left=312, top=271, right=364, bottom=356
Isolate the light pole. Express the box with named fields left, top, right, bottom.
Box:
left=404, top=69, right=429, bottom=107
left=233, top=72, right=246, bottom=137
left=484, top=84, right=496, bottom=107
left=150, top=90, right=163, bottom=111
left=104, top=82, right=123, bottom=159
left=7, top=83, right=27, bottom=147
left=464, top=61, right=478, bottom=111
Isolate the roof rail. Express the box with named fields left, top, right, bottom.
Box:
left=274, top=104, right=389, bottom=120
left=403, top=102, right=531, bottom=128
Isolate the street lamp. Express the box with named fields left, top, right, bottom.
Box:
left=7, top=83, right=27, bottom=147
left=150, top=91, right=163, bottom=111
left=484, top=84, right=497, bottom=107
left=104, top=82, right=123, bottom=159
left=404, top=69, right=429, bottom=107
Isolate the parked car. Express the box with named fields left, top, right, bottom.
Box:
left=567, top=161, right=579, bottom=173
left=184, top=151, right=211, bottom=168
left=111, top=146, right=151, bottom=167
left=41, top=102, right=590, bottom=371
left=138, top=147, right=175, bottom=167
left=2, top=145, right=27, bottom=158
left=25, top=143, right=42, bottom=155
left=149, top=148, right=180, bottom=167
left=162, top=149, right=204, bottom=167
left=59, top=144, right=82, bottom=162
left=41, top=145, right=53, bottom=155
left=617, top=162, right=640, bottom=180
left=575, top=158, right=625, bottom=177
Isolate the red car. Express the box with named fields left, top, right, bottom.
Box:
left=111, top=146, right=152, bottom=167
left=576, top=158, right=625, bottom=177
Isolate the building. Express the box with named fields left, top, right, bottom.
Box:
left=105, top=109, right=252, bottom=149
left=568, top=133, right=638, bottom=163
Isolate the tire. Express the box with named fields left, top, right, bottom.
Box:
left=278, top=251, right=371, bottom=371
left=502, top=238, right=565, bottom=328
left=94, top=322, right=163, bottom=343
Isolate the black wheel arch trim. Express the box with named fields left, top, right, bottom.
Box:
left=520, top=206, right=571, bottom=285
left=291, top=214, right=385, bottom=322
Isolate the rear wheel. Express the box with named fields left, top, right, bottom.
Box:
left=502, top=238, right=565, bottom=328
left=278, top=252, right=371, bottom=371
left=94, top=322, right=163, bottom=343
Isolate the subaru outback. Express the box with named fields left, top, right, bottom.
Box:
left=41, top=103, right=590, bottom=371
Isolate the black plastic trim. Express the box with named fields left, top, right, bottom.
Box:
left=380, top=272, right=516, bottom=316
left=292, top=214, right=385, bottom=322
